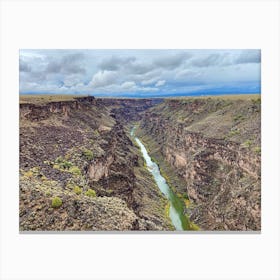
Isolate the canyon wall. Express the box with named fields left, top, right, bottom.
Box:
left=20, top=97, right=172, bottom=231
left=138, top=96, right=261, bottom=230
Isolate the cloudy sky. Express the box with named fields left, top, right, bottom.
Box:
left=19, top=49, right=261, bottom=97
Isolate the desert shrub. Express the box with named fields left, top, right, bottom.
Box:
left=60, top=161, right=72, bottom=169
left=74, top=186, right=82, bottom=195
left=254, top=146, right=261, bottom=154
left=53, top=164, right=60, bottom=170
left=228, top=129, right=240, bottom=137
left=85, top=189, right=96, bottom=198
left=53, top=156, right=73, bottom=170
left=51, top=197, right=62, bottom=208
left=93, top=130, right=100, bottom=137
left=82, top=148, right=94, bottom=161
left=55, top=156, right=64, bottom=163
left=69, top=166, right=81, bottom=175
left=243, top=140, right=252, bottom=148
left=233, top=114, right=245, bottom=122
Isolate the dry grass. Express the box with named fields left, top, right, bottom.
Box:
left=167, top=94, right=261, bottom=101
left=19, top=94, right=87, bottom=104
left=20, top=93, right=261, bottom=105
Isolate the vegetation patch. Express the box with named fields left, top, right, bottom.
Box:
left=233, top=114, right=245, bottom=122
left=81, top=148, right=94, bottom=161
left=73, top=186, right=82, bottom=195
left=228, top=128, right=240, bottom=137
left=69, top=166, right=81, bottom=175
left=243, top=139, right=252, bottom=148
left=51, top=197, right=62, bottom=208
left=254, top=146, right=261, bottom=154
left=85, top=189, right=96, bottom=198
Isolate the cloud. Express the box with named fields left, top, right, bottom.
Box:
left=99, top=56, right=136, bottom=71
left=120, top=81, right=137, bottom=90
left=19, top=49, right=261, bottom=96
left=190, top=53, right=223, bottom=68
left=63, top=74, right=83, bottom=87
left=155, top=80, right=166, bottom=87
left=89, top=70, right=117, bottom=88
left=141, top=77, right=158, bottom=86
left=235, top=50, right=261, bottom=64
left=46, top=53, right=86, bottom=74
left=175, top=69, right=201, bottom=80
left=154, top=52, right=192, bottom=69
left=19, top=59, right=31, bottom=72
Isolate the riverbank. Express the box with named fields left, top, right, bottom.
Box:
left=131, top=125, right=199, bottom=231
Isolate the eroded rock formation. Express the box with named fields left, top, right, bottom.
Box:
left=137, top=96, right=261, bottom=230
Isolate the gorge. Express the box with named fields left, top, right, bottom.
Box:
left=19, top=94, right=261, bottom=231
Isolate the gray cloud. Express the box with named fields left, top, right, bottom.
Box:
left=89, top=70, right=118, bottom=88
left=190, top=53, right=223, bottom=68
left=19, top=49, right=261, bottom=95
left=99, top=56, right=136, bottom=71
left=46, top=53, right=86, bottom=74
left=19, top=59, right=31, bottom=72
left=190, top=50, right=261, bottom=68
left=154, top=52, right=192, bottom=69
left=235, top=50, right=261, bottom=64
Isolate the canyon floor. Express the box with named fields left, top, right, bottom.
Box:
left=19, top=94, right=261, bottom=231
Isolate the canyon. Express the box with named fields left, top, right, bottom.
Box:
left=19, top=94, right=261, bottom=231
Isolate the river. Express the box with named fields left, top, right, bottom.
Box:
left=130, top=127, right=190, bottom=230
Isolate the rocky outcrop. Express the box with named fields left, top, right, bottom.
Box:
left=19, top=94, right=261, bottom=231
left=20, top=96, right=96, bottom=121
left=19, top=96, right=172, bottom=231
left=98, top=98, right=163, bottom=122
left=138, top=96, right=261, bottom=230
left=20, top=178, right=139, bottom=231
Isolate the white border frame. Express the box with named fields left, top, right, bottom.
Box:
left=1, top=0, right=280, bottom=279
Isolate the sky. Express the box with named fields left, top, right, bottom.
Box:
left=19, top=49, right=261, bottom=97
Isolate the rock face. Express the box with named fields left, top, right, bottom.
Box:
left=138, top=96, right=261, bottom=230
left=19, top=95, right=261, bottom=231
left=19, top=96, right=172, bottom=231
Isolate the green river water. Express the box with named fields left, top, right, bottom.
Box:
left=131, top=127, right=190, bottom=230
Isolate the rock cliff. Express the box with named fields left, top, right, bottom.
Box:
left=20, top=96, right=172, bottom=231
left=137, top=96, right=261, bottom=230
left=19, top=95, right=261, bottom=231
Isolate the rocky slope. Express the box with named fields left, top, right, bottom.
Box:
left=137, top=95, right=261, bottom=230
left=19, top=96, right=172, bottom=231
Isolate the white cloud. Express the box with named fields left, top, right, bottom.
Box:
left=89, top=70, right=117, bottom=88
left=155, top=80, right=166, bottom=87
left=63, top=74, right=83, bottom=87
left=19, top=49, right=261, bottom=96
left=121, top=81, right=137, bottom=90
left=141, top=78, right=158, bottom=86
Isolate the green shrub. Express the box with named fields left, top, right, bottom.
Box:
left=228, top=129, right=240, bottom=137
left=82, top=148, right=94, bottom=161
left=55, top=156, right=64, bottom=163
left=73, top=186, right=82, bottom=195
left=233, top=114, right=245, bottom=122
left=85, top=189, right=96, bottom=198
left=53, top=156, right=73, bottom=170
left=254, top=146, right=261, bottom=154
left=60, top=161, right=72, bottom=169
left=243, top=140, right=252, bottom=148
left=51, top=197, right=62, bottom=208
left=69, top=166, right=81, bottom=175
